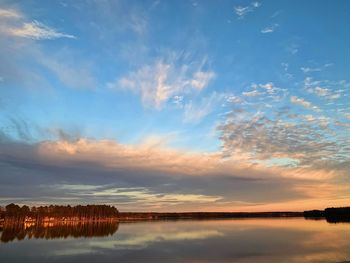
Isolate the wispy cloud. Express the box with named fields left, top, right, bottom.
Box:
left=234, top=2, right=261, bottom=19
left=191, top=71, right=216, bottom=90
left=301, top=63, right=333, bottom=74
left=128, top=13, right=148, bottom=35
left=109, top=57, right=215, bottom=109
left=183, top=92, right=224, bottom=123
left=0, top=8, right=75, bottom=40
left=261, top=23, right=279, bottom=34
left=7, top=20, right=76, bottom=40
left=39, top=50, right=96, bottom=89
left=0, top=8, right=21, bottom=18
left=300, top=67, right=322, bottom=74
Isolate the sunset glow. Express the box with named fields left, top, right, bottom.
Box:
left=0, top=0, right=349, bottom=212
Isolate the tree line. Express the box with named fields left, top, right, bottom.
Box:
left=0, top=203, right=119, bottom=222
left=304, top=207, right=350, bottom=223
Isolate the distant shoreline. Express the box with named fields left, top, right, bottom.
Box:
left=1, top=204, right=350, bottom=224
left=117, top=211, right=304, bottom=221
left=0, top=211, right=304, bottom=225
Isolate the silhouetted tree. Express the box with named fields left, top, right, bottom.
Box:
left=1, top=203, right=119, bottom=223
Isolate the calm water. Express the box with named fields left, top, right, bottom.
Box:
left=1, top=218, right=350, bottom=263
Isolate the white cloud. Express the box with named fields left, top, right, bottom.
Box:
left=172, top=95, right=184, bottom=107
left=261, top=24, right=279, bottom=34
left=112, top=59, right=215, bottom=109
left=259, top=82, right=277, bottom=94
left=226, top=95, right=242, bottom=104
left=314, top=86, right=329, bottom=97
left=303, top=115, right=316, bottom=122
left=290, top=96, right=320, bottom=112
left=234, top=2, right=261, bottom=19
left=305, top=77, right=345, bottom=101
left=300, top=67, right=321, bottom=74
left=329, top=93, right=341, bottom=100
left=243, top=90, right=261, bottom=97
left=301, top=63, right=334, bottom=74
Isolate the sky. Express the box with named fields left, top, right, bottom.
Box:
left=0, top=0, right=349, bottom=212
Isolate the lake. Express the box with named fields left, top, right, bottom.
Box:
left=1, top=218, right=350, bottom=262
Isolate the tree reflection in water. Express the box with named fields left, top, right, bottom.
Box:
left=0, top=221, right=119, bottom=243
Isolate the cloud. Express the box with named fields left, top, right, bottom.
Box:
left=0, top=131, right=344, bottom=211
left=110, top=58, right=215, bottom=109
left=0, top=8, right=95, bottom=90
left=191, top=71, right=216, bottom=90
left=290, top=96, right=320, bottom=112
left=300, top=67, right=322, bottom=74
left=218, top=109, right=348, bottom=170
left=261, top=24, right=279, bottom=34
left=85, top=187, right=223, bottom=205
left=241, top=83, right=283, bottom=99
left=172, top=95, right=184, bottom=107
left=0, top=8, right=21, bottom=18
left=234, top=2, right=261, bottom=19
left=183, top=92, right=224, bottom=123
left=39, top=50, right=96, bottom=89
left=242, top=90, right=261, bottom=97
left=303, top=115, right=316, bottom=122
left=259, top=82, right=277, bottom=94
left=313, top=86, right=329, bottom=97
left=37, top=138, right=221, bottom=176
left=304, top=77, right=346, bottom=101
left=226, top=95, right=243, bottom=104
left=301, top=63, right=333, bottom=74
left=0, top=8, right=75, bottom=40
left=128, top=13, right=148, bottom=35
left=217, top=81, right=350, bottom=174
left=6, top=20, right=76, bottom=40
left=0, top=117, right=349, bottom=211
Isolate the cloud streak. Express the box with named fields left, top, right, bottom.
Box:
left=7, top=20, right=76, bottom=40
left=0, top=8, right=75, bottom=40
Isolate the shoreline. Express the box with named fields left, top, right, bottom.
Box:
left=1, top=211, right=305, bottom=225
left=1, top=205, right=349, bottom=225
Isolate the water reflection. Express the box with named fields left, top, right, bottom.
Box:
left=0, top=221, right=119, bottom=243
left=0, top=218, right=350, bottom=263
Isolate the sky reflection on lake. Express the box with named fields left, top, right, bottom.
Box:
left=1, top=218, right=350, bottom=263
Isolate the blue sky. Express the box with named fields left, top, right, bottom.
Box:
left=0, top=0, right=349, bottom=211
